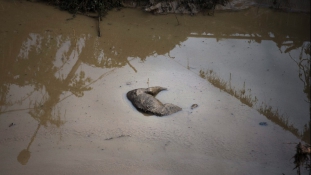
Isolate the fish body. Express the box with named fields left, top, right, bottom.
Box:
left=127, top=86, right=182, bottom=116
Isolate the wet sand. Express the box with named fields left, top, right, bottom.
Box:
left=0, top=1, right=310, bottom=175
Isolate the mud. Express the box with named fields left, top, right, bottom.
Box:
left=0, top=0, right=310, bottom=175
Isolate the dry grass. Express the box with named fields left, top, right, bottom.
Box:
left=199, top=69, right=310, bottom=144
left=199, top=69, right=257, bottom=108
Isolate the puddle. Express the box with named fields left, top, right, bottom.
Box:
left=0, top=1, right=310, bottom=175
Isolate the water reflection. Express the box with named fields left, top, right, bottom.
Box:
left=0, top=33, right=97, bottom=164
left=289, top=42, right=310, bottom=102
left=172, top=8, right=310, bottom=143
left=0, top=6, right=310, bottom=165
left=17, top=124, right=40, bottom=165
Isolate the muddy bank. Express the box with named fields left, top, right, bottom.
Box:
left=40, top=0, right=310, bottom=17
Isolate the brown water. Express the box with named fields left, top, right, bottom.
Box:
left=0, top=1, right=310, bottom=175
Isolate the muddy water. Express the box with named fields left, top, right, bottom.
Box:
left=0, top=1, right=310, bottom=175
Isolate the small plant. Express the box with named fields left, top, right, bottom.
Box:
left=293, top=142, right=311, bottom=175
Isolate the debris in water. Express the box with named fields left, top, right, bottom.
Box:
left=259, top=122, right=267, bottom=126
left=191, top=104, right=198, bottom=109
left=9, top=123, right=15, bottom=127
left=105, top=134, right=131, bottom=140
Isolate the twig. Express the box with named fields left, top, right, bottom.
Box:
left=283, top=142, right=298, bottom=144
left=98, top=15, right=101, bottom=37
left=170, top=1, right=179, bottom=25
left=97, top=1, right=101, bottom=37
left=105, top=134, right=131, bottom=140
left=174, top=13, right=180, bottom=25
left=208, top=4, right=215, bottom=16
left=126, top=59, right=137, bottom=73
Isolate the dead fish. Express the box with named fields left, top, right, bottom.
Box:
left=127, top=86, right=182, bottom=116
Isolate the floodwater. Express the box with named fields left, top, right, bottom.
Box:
left=0, top=1, right=310, bottom=175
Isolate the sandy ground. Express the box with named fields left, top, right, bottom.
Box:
left=0, top=1, right=309, bottom=175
